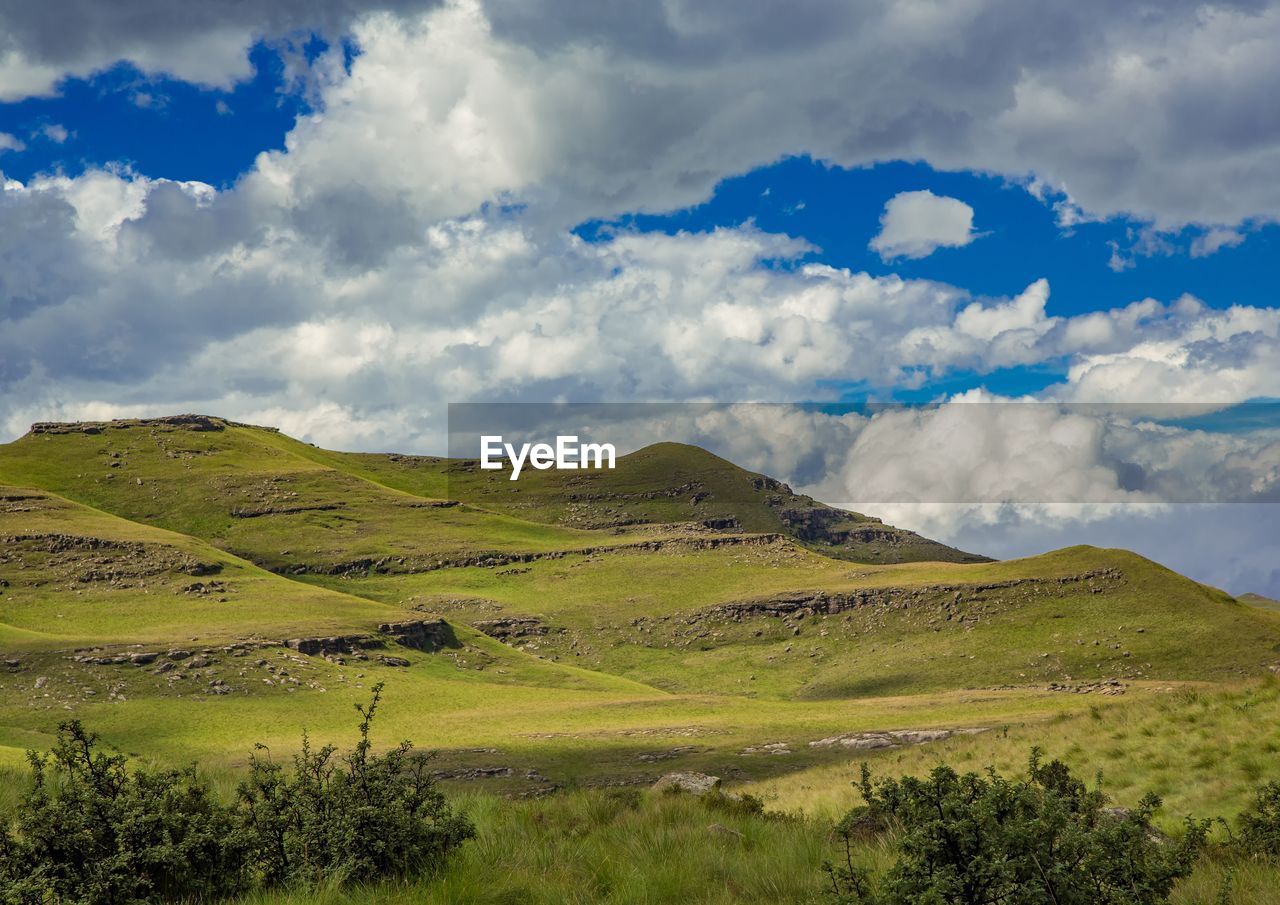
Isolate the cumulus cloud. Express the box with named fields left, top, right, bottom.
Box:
left=1191, top=227, right=1246, bottom=257
left=3, top=153, right=1279, bottom=451
left=870, top=190, right=978, bottom=260
left=0, top=132, right=25, bottom=153
left=6, top=1, right=1280, bottom=229
left=35, top=122, right=68, bottom=143
left=0, top=1, right=442, bottom=99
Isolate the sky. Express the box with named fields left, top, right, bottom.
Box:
left=2, top=0, right=1279, bottom=595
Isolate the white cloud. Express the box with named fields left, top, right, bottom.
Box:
left=1191, top=227, right=1246, bottom=258
left=35, top=123, right=68, bottom=143
left=6, top=2, right=1280, bottom=230
left=0, top=132, right=25, bottom=153
left=869, top=190, right=978, bottom=260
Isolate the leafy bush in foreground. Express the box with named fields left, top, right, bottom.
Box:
left=0, top=684, right=472, bottom=903
left=1236, top=779, right=1280, bottom=858
left=0, top=722, right=245, bottom=905
left=825, top=749, right=1209, bottom=905
left=236, top=682, right=474, bottom=887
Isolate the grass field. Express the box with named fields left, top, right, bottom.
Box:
left=3, top=415, right=1280, bottom=903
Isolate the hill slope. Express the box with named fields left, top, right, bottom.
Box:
left=3, top=415, right=1280, bottom=797
left=0, top=417, right=983, bottom=571
left=326, top=542, right=1280, bottom=697
left=1240, top=592, right=1280, bottom=612
left=0, top=416, right=618, bottom=576
left=4, top=416, right=1276, bottom=700
left=293, top=440, right=989, bottom=564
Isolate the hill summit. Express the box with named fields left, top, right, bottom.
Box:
left=8, top=416, right=986, bottom=566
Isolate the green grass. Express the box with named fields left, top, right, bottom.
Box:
left=231, top=790, right=832, bottom=905
left=312, top=544, right=1280, bottom=697
left=0, top=424, right=621, bottom=576
left=742, top=679, right=1280, bottom=826
left=1240, top=592, right=1280, bottom=613
left=0, top=485, right=403, bottom=648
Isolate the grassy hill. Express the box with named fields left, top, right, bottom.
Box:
left=0, top=416, right=620, bottom=575
left=1241, top=592, right=1280, bottom=612
left=4, top=415, right=1280, bottom=903
left=307, top=439, right=989, bottom=565
left=2, top=414, right=1280, bottom=791
left=325, top=543, right=1280, bottom=698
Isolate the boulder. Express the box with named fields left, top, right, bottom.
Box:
left=652, top=772, right=722, bottom=795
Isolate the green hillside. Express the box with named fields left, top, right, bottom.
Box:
left=309, top=439, right=989, bottom=565
left=3, top=414, right=1280, bottom=799
left=1241, top=592, right=1280, bottom=612
left=323, top=543, right=1280, bottom=698
left=0, top=416, right=622, bottom=575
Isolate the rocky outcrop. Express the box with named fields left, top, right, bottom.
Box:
left=278, top=533, right=788, bottom=578
left=809, top=727, right=989, bottom=750
left=706, top=569, right=1125, bottom=621
left=1, top=533, right=222, bottom=584
left=29, top=414, right=277, bottom=435
left=285, top=635, right=378, bottom=656
left=652, top=772, right=722, bottom=795
left=431, top=766, right=513, bottom=781
left=286, top=618, right=454, bottom=656
left=378, top=619, right=456, bottom=651
left=471, top=616, right=550, bottom=642
left=230, top=503, right=344, bottom=518
left=1046, top=680, right=1127, bottom=695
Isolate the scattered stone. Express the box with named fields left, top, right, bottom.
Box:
left=741, top=742, right=792, bottom=756
left=809, top=728, right=988, bottom=750
left=652, top=772, right=722, bottom=795
left=707, top=823, right=745, bottom=840
left=378, top=655, right=411, bottom=667
left=1046, top=680, right=1126, bottom=696
left=34, top=676, right=49, bottom=689
left=431, top=766, right=513, bottom=781
left=378, top=619, right=454, bottom=651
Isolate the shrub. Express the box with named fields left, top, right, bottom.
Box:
left=1236, top=779, right=1280, bottom=857
left=825, top=749, right=1209, bottom=905
left=0, top=722, right=245, bottom=905
left=0, top=684, right=473, bottom=903
left=235, top=682, right=474, bottom=887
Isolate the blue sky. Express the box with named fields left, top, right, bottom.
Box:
left=5, top=41, right=1278, bottom=411
left=0, top=47, right=307, bottom=188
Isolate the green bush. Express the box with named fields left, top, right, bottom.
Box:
left=825, top=749, right=1209, bottom=905
left=0, top=684, right=472, bottom=903
left=236, top=682, right=474, bottom=887
left=0, top=722, right=245, bottom=905
left=1236, top=780, right=1280, bottom=857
